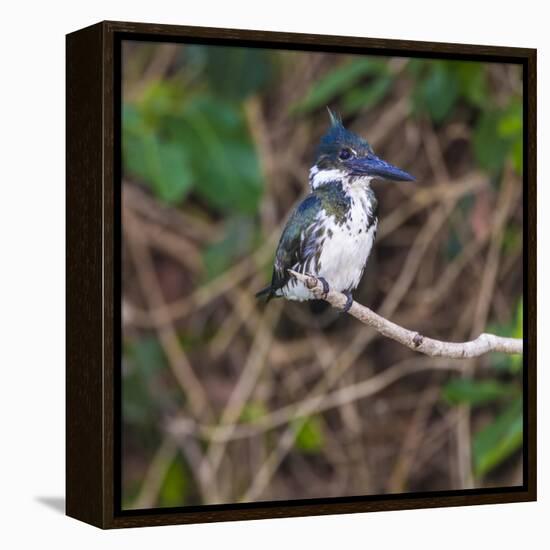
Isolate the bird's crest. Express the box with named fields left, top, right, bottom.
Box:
left=326, top=107, right=343, bottom=128
left=316, top=107, right=373, bottom=160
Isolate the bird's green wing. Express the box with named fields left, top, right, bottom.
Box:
left=269, top=193, right=322, bottom=295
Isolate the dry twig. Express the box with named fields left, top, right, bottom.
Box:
left=288, top=270, right=522, bottom=358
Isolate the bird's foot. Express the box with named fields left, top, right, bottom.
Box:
left=341, top=291, right=353, bottom=313
left=316, top=276, right=330, bottom=298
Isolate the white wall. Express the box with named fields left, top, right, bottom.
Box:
left=1, top=1, right=546, bottom=548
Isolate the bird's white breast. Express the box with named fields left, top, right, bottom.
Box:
left=317, top=206, right=376, bottom=292
left=281, top=183, right=377, bottom=301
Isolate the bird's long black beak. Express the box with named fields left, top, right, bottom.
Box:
left=349, top=154, right=415, bottom=182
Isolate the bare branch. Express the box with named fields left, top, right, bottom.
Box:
left=288, top=270, right=522, bottom=358
left=169, top=357, right=465, bottom=445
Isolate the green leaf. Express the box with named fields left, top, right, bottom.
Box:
left=406, top=58, right=427, bottom=78
left=444, top=225, right=464, bottom=261
left=125, top=86, right=264, bottom=214
left=126, top=337, right=166, bottom=377
left=122, top=373, right=154, bottom=427
left=341, top=75, right=392, bottom=114
left=502, top=225, right=522, bottom=255
left=414, top=62, right=459, bottom=123
left=454, top=61, right=488, bottom=108
left=179, top=97, right=264, bottom=214
left=486, top=297, right=523, bottom=373
left=473, top=99, right=523, bottom=176
left=202, top=46, right=273, bottom=100
left=144, top=137, right=193, bottom=203
left=411, top=60, right=489, bottom=122
left=498, top=101, right=523, bottom=137
left=292, top=58, right=387, bottom=113
left=240, top=402, right=268, bottom=423
left=473, top=397, right=523, bottom=477
left=202, top=216, right=258, bottom=280
left=159, top=456, right=188, bottom=507
left=498, top=100, right=523, bottom=174
left=122, top=338, right=166, bottom=428
left=511, top=138, right=523, bottom=174
left=123, top=105, right=193, bottom=204
left=442, top=378, right=519, bottom=406
left=473, top=110, right=511, bottom=175
left=292, top=416, right=325, bottom=454
left=139, top=79, right=187, bottom=126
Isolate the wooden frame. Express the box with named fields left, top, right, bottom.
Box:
left=66, top=20, right=537, bottom=529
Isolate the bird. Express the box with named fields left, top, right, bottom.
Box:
left=256, top=109, right=415, bottom=312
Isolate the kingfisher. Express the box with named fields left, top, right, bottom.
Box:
left=256, top=110, right=415, bottom=312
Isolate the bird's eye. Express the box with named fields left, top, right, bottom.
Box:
left=339, top=148, right=352, bottom=160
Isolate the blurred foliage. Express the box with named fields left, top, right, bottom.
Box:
left=442, top=298, right=523, bottom=479
left=203, top=215, right=259, bottom=280
left=410, top=60, right=487, bottom=121
left=409, top=59, right=523, bottom=176
left=442, top=379, right=520, bottom=406
left=159, top=456, right=190, bottom=507
left=292, top=416, right=325, bottom=454
left=123, top=338, right=166, bottom=427
left=199, top=46, right=273, bottom=101
left=489, top=298, right=524, bottom=373
left=123, top=46, right=272, bottom=213
left=473, top=100, right=523, bottom=175
left=124, top=95, right=263, bottom=212
left=122, top=43, right=524, bottom=507
left=291, top=58, right=390, bottom=115
left=123, top=48, right=523, bottom=294
left=473, top=397, right=523, bottom=478
left=240, top=401, right=269, bottom=423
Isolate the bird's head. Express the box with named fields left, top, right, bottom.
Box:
left=309, top=109, right=415, bottom=189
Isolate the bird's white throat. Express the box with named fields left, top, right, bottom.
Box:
left=308, top=165, right=373, bottom=190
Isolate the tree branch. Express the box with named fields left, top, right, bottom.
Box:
left=288, top=270, right=522, bottom=358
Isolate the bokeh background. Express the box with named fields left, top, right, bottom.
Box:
left=121, top=40, right=523, bottom=509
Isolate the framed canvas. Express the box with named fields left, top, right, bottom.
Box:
left=66, top=20, right=536, bottom=529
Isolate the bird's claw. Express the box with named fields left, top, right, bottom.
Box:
left=317, top=276, right=330, bottom=297
left=341, top=291, right=353, bottom=313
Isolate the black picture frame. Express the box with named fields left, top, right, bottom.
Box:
left=66, top=20, right=537, bottom=529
